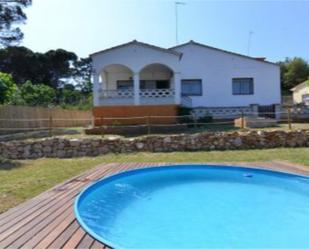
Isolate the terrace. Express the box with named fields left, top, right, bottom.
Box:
left=0, top=161, right=308, bottom=248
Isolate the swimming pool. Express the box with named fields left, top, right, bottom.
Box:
left=74, top=165, right=309, bottom=249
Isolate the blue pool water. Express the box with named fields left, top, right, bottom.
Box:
left=75, top=165, right=309, bottom=249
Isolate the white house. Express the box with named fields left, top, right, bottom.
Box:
left=90, top=40, right=281, bottom=124
left=291, top=80, right=309, bottom=105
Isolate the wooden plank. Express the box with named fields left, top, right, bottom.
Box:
left=21, top=209, right=74, bottom=249
left=62, top=227, right=86, bottom=249
left=4, top=203, right=73, bottom=249
left=17, top=165, right=119, bottom=248
left=47, top=221, right=80, bottom=249
left=0, top=164, right=116, bottom=246
left=90, top=240, right=105, bottom=249
left=76, top=234, right=95, bottom=249
left=0, top=164, right=104, bottom=225
left=3, top=162, right=304, bottom=249
left=10, top=165, right=116, bottom=248
left=0, top=163, right=111, bottom=228
left=30, top=163, right=129, bottom=249
left=34, top=213, right=76, bottom=249
left=0, top=169, right=99, bottom=241
left=0, top=190, right=76, bottom=242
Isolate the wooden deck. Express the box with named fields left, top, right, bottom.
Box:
left=0, top=161, right=308, bottom=249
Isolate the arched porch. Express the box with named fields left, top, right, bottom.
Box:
left=94, top=63, right=180, bottom=106
left=139, top=63, right=175, bottom=105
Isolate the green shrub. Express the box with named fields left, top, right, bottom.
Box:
left=177, top=107, right=194, bottom=124
left=177, top=107, right=192, bottom=116
left=19, top=81, right=56, bottom=107
left=197, top=115, right=213, bottom=123
left=0, top=72, right=17, bottom=104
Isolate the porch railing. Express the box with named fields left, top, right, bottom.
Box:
left=140, top=89, right=175, bottom=98
left=99, top=89, right=175, bottom=99
left=99, top=89, right=134, bottom=99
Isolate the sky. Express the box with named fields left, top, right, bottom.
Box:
left=21, top=0, right=309, bottom=62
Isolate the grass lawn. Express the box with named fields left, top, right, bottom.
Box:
left=0, top=147, right=309, bottom=214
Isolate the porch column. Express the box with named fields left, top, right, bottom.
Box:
left=133, top=72, right=140, bottom=105
left=274, top=104, right=281, bottom=120
left=92, top=72, right=100, bottom=106
left=174, top=72, right=181, bottom=105
left=101, top=71, right=107, bottom=91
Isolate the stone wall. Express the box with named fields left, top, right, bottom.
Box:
left=1, top=130, right=308, bottom=160
left=192, top=106, right=254, bottom=119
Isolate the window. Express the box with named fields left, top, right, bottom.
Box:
left=232, top=78, right=254, bottom=95
left=181, top=79, right=202, bottom=96
left=140, top=80, right=156, bottom=89
left=140, top=80, right=170, bottom=89
left=117, top=80, right=133, bottom=90
left=302, top=94, right=309, bottom=103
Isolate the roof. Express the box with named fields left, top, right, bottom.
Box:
left=90, top=40, right=182, bottom=57
left=169, top=40, right=279, bottom=66
left=290, top=80, right=309, bottom=91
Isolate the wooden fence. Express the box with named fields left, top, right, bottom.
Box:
left=0, top=105, right=92, bottom=134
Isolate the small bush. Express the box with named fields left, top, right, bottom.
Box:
left=197, top=115, right=213, bottom=123
left=177, top=107, right=194, bottom=124
left=177, top=107, right=192, bottom=116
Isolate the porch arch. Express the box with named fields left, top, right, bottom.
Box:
left=139, top=63, right=174, bottom=90
left=100, top=64, right=134, bottom=91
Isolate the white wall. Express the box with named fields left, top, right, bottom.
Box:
left=293, top=85, right=309, bottom=104
left=173, top=44, right=281, bottom=107
left=92, top=43, right=180, bottom=74
left=92, top=42, right=281, bottom=108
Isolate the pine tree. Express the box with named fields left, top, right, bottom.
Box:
left=0, top=0, right=32, bottom=46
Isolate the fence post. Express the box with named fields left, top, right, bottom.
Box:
left=192, top=113, right=197, bottom=129
left=287, top=107, right=292, bottom=130
left=91, top=116, right=95, bottom=128
left=147, top=116, right=151, bottom=135
left=48, top=111, right=53, bottom=137
left=241, top=111, right=245, bottom=129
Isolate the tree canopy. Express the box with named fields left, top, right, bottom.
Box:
left=0, top=46, right=93, bottom=109
left=278, top=57, right=309, bottom=94
left=0, top=46, right=79, bottom=88
left=0, top=0, right=31, bottom=47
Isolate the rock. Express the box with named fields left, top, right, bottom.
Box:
left=43, top=146, right=52, bottom=153
left=136, top=142, right=144, bottom=149
left=69, top=139, right=80, bottom=147
left=163, top=137, right=172, bottom=143
left=233, top=137, right=243, bottom=147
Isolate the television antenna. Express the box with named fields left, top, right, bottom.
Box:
left=175, top=1, right=186, bottom=44
left=247, top=31, right=254, bottom=56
